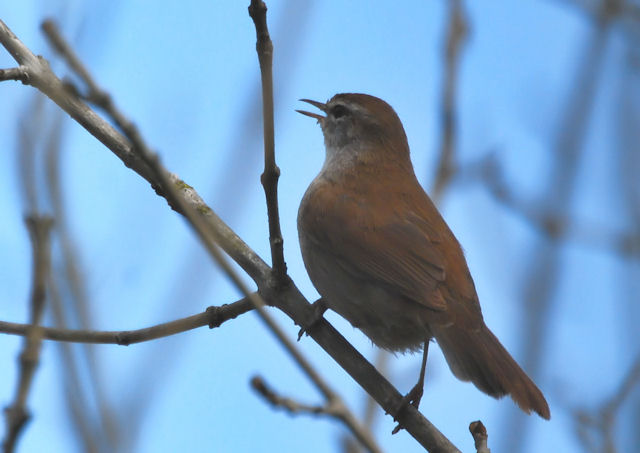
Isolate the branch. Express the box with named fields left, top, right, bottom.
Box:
left=0, top=66, right=29, bottom=83
left=0, top=18, right=459, bottom=452
left=250, top=374, right=383, bottom=453
left=251, top=375, right=383, bottom=453
left=3, top=216, right=54, bottom=453
left=41, top=18, right=379, bottom=452
left=251, top=375, right=328, bottom=415
left=249, top=0, right=287, bottom=282
left=0, top=19, right=269, bottom=285
left=0, top=296, right=255, bottom=345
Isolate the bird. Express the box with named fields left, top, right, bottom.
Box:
left=296, top=93, right=550, bottom=421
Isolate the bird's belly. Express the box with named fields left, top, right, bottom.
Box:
left=300, top=237, right=431, bottom=352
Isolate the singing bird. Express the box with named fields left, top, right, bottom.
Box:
left=297, top=93, right=550, bottom=420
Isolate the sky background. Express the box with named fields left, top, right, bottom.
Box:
left=1, top=1, right=639, bottom=452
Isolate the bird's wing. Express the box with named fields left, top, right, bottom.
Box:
left=303, top=200, right=449, bottom=312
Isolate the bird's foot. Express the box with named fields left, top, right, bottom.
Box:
left=391, top=383, right=424, bottom=434
left=297, top=299, right=328, bottom=341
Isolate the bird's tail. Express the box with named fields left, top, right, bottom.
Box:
left=434, top=323, right=550, bottom=419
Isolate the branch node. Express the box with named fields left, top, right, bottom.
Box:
left=115, top=333, right=131, bottom=346
left=206, top=305, right=223, bottom=329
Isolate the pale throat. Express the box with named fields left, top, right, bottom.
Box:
left=320, top=140, right=374, bottom=177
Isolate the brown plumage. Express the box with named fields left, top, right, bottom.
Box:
left=297, top=93, right=550, bottom=419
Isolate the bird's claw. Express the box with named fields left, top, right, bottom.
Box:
left=297, top=299, right=328, bottom=341
left=391, top=384, right=424, bottom=434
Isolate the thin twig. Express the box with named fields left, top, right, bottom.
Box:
left=249, top=0, right=287, bottom=282
left=0, top=66, right=29, bottom=83
left=3, top=216, right=54, bottom=453
left=0, top=296, right=255, bottom=345
left=250, top=376, right=383, bottom=453
left=0, top=18, right=459, bottom=452
left=251, top=376, right=329, bottom=415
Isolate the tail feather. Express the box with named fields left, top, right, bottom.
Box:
left=434, top=324, right=550, bottom=419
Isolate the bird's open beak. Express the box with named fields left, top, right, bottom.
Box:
left=296, top=99, right=326, bottom=121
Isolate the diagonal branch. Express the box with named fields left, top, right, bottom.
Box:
left=42, top=14, right=377, bottom=453
left=0, top=18, right=459, bottom=453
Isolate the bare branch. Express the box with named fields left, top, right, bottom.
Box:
left=251, top=375, right=328, bottom=415
left=3, top=216, right=54, bottom=453
left=45, top=12, right=425, bottom=453
left=0, top=19, right=271, bottom=284
left=0, top=18, right=460, bottom=453
left=0, top=296, right=255, bottom=345
left=0, top=66, right=29, bottom=83
left=251, top=376, right=383, bottom=453
left=40, top=17, right=379, bottom=453
left=249, top=0, right=287, bottom=282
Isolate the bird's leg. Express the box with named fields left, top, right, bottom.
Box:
left=392, top=340, right=429, bottom=434
left=297, top=298, right=328, bottom=340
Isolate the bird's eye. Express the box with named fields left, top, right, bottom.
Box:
left=330, top=104, right=349, bottom=119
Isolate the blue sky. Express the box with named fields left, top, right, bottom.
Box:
left=1, top=1, right=638, bottom=452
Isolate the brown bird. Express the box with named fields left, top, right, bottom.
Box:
left=297, top=93, right=550, bottom=420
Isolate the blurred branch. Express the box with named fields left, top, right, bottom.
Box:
left=462, top=153, right=640, bottom=258
left=0, top=17, right=459, bottom=453
left=573, top=355, right=640, bottom=453
left=44, top=107, right=119, bottom=452
left=469, top=421, right=490, bottom=453
left=0, top=296, right=255, bottom=345
left=251, top=376, right=383, bottom=453
left=498, top=2, right=612, bottom=449
left=558, top=0, right=640, bottom=24
left=42, top=11, right=434, bottom=453
left=249, top=0, right=287, bottom=282
left=3, top=216, right=54, bottom=453
left=431, top=0, right=468, bottom=201
left=42, top=17, right=377, bottom=453
left=49, top=278, right=101, bottom=453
